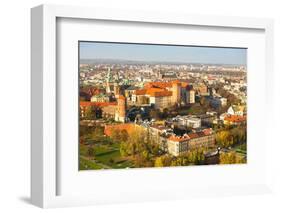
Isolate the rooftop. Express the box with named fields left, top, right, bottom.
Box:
left=224, top=115, right=246, bottom=123
left=80, top=101, right=117, bottom=107
left=168, top=128, right=213, bottom=142
left=144, top=80, right=189, bottom=89
left=134, top=87, right=172, bottom=97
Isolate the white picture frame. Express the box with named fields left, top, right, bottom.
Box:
left=31, top=4, right=274, bottom=208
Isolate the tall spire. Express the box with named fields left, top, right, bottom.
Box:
left=106, top=67, right=112, bottom=93
left=107, top=67, right=112, bottom=83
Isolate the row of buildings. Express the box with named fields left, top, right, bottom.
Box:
left=167, top=128, right=215, bottom=156
left=104, top=123, right=215, bottom=156
left=172, top=105, right=246, bottom=127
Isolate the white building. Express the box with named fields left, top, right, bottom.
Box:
left=220, top=97, right=227, bottom=106
left=176, top=115, right=201, bottom=128
left=227, top=105, right=246, bottom=116
left=186, top=89, right=195, bottom=104
left=167, top=129, right=215, bottom=156
left=90, top=94, right=110, bottom=103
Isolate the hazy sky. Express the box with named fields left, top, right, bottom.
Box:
left=79, top=41, right=247, bottom=65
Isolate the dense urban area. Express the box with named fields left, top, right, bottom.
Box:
left=79, top=61, right=247, bottom=170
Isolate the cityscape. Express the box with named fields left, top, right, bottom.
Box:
left=79, top=42, right=247, bottom=170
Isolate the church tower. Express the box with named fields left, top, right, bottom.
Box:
left=115, top=95, right=126, bottom=122
left=114, top=82, right=120, bottom=97
left=106, top=67, right=112, bottom=93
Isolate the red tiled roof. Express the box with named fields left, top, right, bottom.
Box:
left=188, top=133, right=198, bottom=139
left=80, top=101, right=117, bottom=107
left=168, top=128, right=213, bottom=142
left=150, top=91, right=172, bottom=97
left=146, top=87, right=164, bottom=94
left=134, top=87, right=172, bottom=97
left=146, top=87, right=172, bottom=97
left=202, top=128, right=213, bottom=135
left=135, top=89, right=147, bottom=95
left=118, top=95, right=126, bottom=100
left=144, top=80, right=189, bottom=89
left=168, top=135, right=190, bottom=142
left=144, top=82, right=172, bottom=89
left=197, top=132, right=206, bottom=137
left=224, top=115, right=246, bottom=123
left=135, top=81, right=190, bottom=97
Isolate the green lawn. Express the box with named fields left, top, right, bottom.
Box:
left=79, top=144, right=89, bottom=156
left=234, top=148, right=247, bottom=155
left=79, top=157, right=103, bottom=170
left=94, top=144, right=134, bottom=169
left=233, top=144, right=247, bottom=155
left=80, top=143, right=134, bottom=170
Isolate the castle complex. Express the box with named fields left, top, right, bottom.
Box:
left=80, top=69, right=196, bottom=122
left=127, top=80, right=195, bottom=110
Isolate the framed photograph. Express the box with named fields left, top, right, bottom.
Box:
left=31, top=4, right=274, bottom=208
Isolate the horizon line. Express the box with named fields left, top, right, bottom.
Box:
left=80, top=58, right=247, bottom=66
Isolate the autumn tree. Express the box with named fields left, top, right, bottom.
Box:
left=184, top=149, right=205, bottom=165
left=154, top=156, right=165, bottom=167
left=120, top=129, right=129, bottom=142
left=84, top=106, right=99, bottom=120
left=230, top=127, right=246, bottom=145
left=219, top=152, right=246, bottom=164
left=111, top=128, right=121, bottom=142
left=118, top=126, right=163, bottom=167
left=120, top=141, right=129, bottom=157
left=220, top=152, right=236, bottom=164
left=215, top=130, right=234, bottom=148
left=90, top=127, right=105, bottom=143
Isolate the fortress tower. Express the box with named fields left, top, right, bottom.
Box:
left=172, top=81, right=181, bottom=105
left=115, top=95, right=126, bottom=122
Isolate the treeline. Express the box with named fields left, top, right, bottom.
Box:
left=215, top=126, right=247, bottom=148
left=111, top=128, right=161, bottom=167
left=80, top=125, right=110, bottom=145
left=154, top=149, right=206, bottom=167
left=110, top=127, right=209, bottom=167
left=219, top=152, right=246, bottom=164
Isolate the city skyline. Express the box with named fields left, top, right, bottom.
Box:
left=79, top=41, right=247, bottom=170
left=79, top=41, right=247, bottom=65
